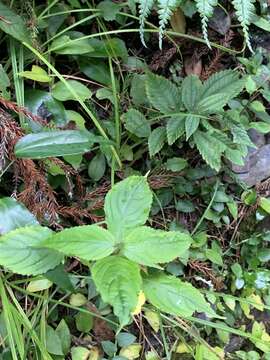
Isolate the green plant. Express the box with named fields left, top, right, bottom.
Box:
left=125, top=69, right=264, bottom=171
left=138, top=0, right=255, bottom=50
left=0, top=176, right=218, bottom=327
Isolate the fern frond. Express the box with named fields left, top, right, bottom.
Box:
left=195, top=0, right=217, bottom=48
left=139, top=0, right=155, bottom=47
left=157, top=0, right=180, bottom=48
left=232, top=0, right=255, bottom=52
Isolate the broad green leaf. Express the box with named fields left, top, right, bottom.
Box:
left=250, top=122, right=270, bottom=134
left=92, top=256, right=142, bottom=325
left=15, top=130, right=93, bottom=159
left=205, top=249, right=223, bottom=266
left=97, top=0, right=121, bottom=20
left=201, top=70, right=244, bottom=99
left=50, top=34, right=93, bottom=54
left=197, top=93, right=229, bottom=113
left=166, top=115, right=185, bottom=145
left=143, top=273, right=217, bottom=318
left=79, top=58, right=112, bottom=86
left=0, top=197, right=38, bottom=235
left=166, top=157, right=187, bottom=172
left=122, top=226, right=192, bottom=267
left=0, top=1, right=31, bottom=43
left=123, top=109, right=151, bottom=138
left=193, top=130, right=227, bottom=171
left=0, top=226, right=63, bottom=275
left=42, top=225, right=116, bottom=261
left=146, top=73, right=181, bottom=114
left=181, top=75, right=203, bottom=111
left=19, top=65, right=51, bottom=83
left=185, top=115, right=200, bottom=140
left=148, top=126, right=166, bottom=157
left=231, top=126, right=255, bottom=147
left=52, top=80, right=92, bottom=101
left=104, top=176, right=153, bottom=238
left=75, top=312, right=93, bottom=333
left=71, top=346, right=91, bottom=360
left=119, top=344, right=142, bottom=360
left=56, top=319, right=71, bottom=356
left=45, top=325, right=63, bottom=355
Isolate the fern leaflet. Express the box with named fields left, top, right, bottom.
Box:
left=139, top=0, right=155, bottom=47
left=195, top=0, right=217, bottom=48
left=157, top=0, right=180, bottom=48
left=232, top=0, right=255, bottom=52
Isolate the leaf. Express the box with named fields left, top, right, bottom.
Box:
left=88, top=152, right=106, bottom=182
left=26, top=278, right=53, bottom=292
left=79, top=58, right=111, bottom=86
left=250, top=122, right=270, bottom=134
left=139, top=0, right=155, bottom=46
left=231, top=126, right=255, bottom=147
left=0, top=226, right=63, bottom=275
left=0, top=1, right=31, bottom=43
left=185, top=115, right=200, bottom=139
left=259, top=197, right=270, bottom=214
left=42, top=225, right=116, bottom=261
left=166, top=157, right=187, bottom=172
left=195, top=0, right=218, bottom=47
left=15, top=130, right=93, bottom=159
left=197, top=93, right=229, bottom=113
left=148, top=126, right=166, bottom=157
left=19, top=65, right=51, bottom=83
left=0, top=197, right=38, bottom=235
left=56, top=319, right=71, bottom=356
left=104, top=176, right=153, bottom=239
left=122, top=226, right=192, bottom=267
left=119, top=344, right=142, bottom=360
left=181, top=74, right=203, bottom=111
left=193, top=130, right=227, bottom=171
left=143, top=273, right=217, bottom=318
left=146, top=73, right=181, bottom=114
left=97, top=0, right=120, bottom=21
left=157, top=0, right=180, bottom=48
left=45, top=325, right=63, bottom=355
left=144, top=310, right=160, bottom=332
left=166, top=115, right=185, bottom=145
left=201, top=70, right=244, bottom=99
left=52, top=80, right=92, bottom=101
left=232, top=0, right=255, bottom=51
left=71, top=346, right=91, bottom=360
left=123, top=109, right=151, bottom=138
left=75, top=312, right=94, bottom=333
left=50, top=34, right=94, bottom=54
left=92, top=256, right=142, bottom=326
left=117, top=333, right=136, bottom=347
left=205, top=249, right=223, bottom=266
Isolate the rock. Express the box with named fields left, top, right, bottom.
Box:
left=209, top=8, right=231, bottom=35
left=236, top=144, right=270, bottom=187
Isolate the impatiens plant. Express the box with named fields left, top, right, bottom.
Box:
left=0, top=176, right=218, bottom=326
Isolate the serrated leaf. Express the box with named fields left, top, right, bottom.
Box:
left=231, top=126, right=255, bottom=147
left=146, top=73, right=181, bottom=113
left=201, top=70, right=244, bottom=99
left=122, top=226, right=191, bottom=268
left=19, top=65, right=51, bottom=83
left=148, top=126, right=166, bottom=157
left=0, top=197, right=38, bottom=235
left=197, top=93, right=229, bottom=113
left=0, top=1, right=31, bottom=43
left=15, top=130, right=93, bottom=159
left=181, top=75, right=203, bottom=111
left=123, top=108, right=151, bottom=138
left=185, top=115, right=200, bottom=140
left=52, top=80, right=92, bottom=101
left=225, top=148, right=245, bottom=166
left=0, top=226, right=63, bottom=275
left=42, top=225, right=116, bottom=261
left=104, top=176, right=153, bottom=239
left=193, top=130, right=227, bottom=171
left=92, top=256, right=142, bottom=325
left=143, top=272, right=218, bottom=318
left=166, top=115, right=185, bottom=145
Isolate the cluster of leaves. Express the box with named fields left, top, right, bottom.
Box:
left=138, top=0, right=256, bottom=49
left=124, top=69, right=269, bottom=172
left=0, top=176, right=217, bottom=327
